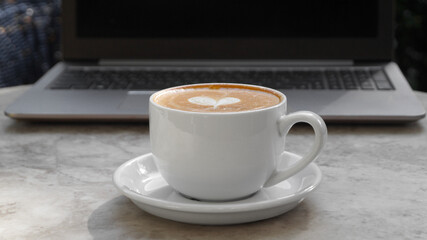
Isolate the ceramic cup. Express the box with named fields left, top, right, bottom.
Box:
left=149, top=83, right=327, bottom=201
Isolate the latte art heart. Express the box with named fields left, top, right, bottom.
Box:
left=188, top=96, right=241, bottom=109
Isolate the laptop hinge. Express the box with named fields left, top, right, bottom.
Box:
left=99, top=59, right=355, bottom=67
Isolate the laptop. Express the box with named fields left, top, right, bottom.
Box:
left=5, top=0, right=426, bottom=122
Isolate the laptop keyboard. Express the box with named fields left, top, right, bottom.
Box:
left=47, top=68, right=394, bottom=91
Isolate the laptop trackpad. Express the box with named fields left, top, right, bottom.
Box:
left=119, top=92, right=151, bottom=111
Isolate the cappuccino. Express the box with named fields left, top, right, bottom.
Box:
left=153, top=84, right=282, bottom=112
left=149, top=83, right=327, bottom=201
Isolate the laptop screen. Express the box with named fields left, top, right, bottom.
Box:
left=63, top=0, right=392, bottom=60
left=77, top=1, right=377, bottom=39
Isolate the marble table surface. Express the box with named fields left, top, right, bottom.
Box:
left=1, top=85, right=426, bottom=240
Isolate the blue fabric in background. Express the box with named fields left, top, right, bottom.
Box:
left=0, top=0, right=61, bottom=88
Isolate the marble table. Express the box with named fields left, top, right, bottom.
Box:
left=1, top=85, right=426, bottom=240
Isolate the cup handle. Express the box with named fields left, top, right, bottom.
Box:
left=263, top=111, right=327, bottom=188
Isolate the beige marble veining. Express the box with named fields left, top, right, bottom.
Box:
left=1, top=85, right=426, bottom=239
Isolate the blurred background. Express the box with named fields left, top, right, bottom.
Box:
left=0, top=0, right=426, bottom=92
left=0, top=0, right=61, bottom=88
left=395, top=0, right=427, bottom=92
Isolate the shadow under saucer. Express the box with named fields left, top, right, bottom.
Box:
left=87, top=195, right=315, bottom=240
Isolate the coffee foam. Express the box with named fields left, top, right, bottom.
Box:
left=153, top=84, right=282, bottom=112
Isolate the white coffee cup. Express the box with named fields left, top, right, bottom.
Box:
left=149, top=83, right=327, bottom=201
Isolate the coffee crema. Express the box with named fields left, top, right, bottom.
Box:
left=153, top=84, right=282, bottom=112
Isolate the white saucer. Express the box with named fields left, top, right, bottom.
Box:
left=113, top=152, right=322, bottom=225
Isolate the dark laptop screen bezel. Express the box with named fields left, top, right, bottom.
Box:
left=62, top=0, right=393, bottom=61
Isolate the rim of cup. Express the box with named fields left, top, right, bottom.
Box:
left=149, top=83, right=287, bottom=115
